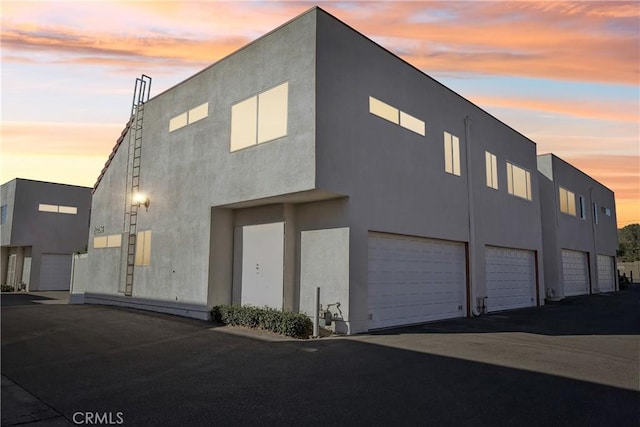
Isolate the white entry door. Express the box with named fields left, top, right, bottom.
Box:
left=562, top=249, right=589, bottom=296
left=6, top=254, right=17, bottom=288
left=368, top=232, right=467, bottom=330
left=597, top=255, right=615, bottom=293
left=486, top=246, right=536, bottom=312
left=241, top=222, right=284, bottom=309
left=22, top=257, right=32, bottom=290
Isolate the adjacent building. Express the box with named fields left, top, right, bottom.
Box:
left=1, top=179, right=92, bottom=291
left=78, top=7, right=617, bottom=334
left=538, top=154, right=618, bottom=299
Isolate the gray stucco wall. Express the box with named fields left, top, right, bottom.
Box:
left=83, top=7, right=617, bottom=332
left=1, top=179, right=16, bottom=247
left=315, top=10, right=544, bottom=331
left=538, top=154, right=618, bottom=297
left=1, top=179, right=91, bottom=290
left=87, top=121, right=129, bottom=297
left=87, top=9, right=317, bottom=310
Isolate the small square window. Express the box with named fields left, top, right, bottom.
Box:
left=93, top=236, right=108, bottom=249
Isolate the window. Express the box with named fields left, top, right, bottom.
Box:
left=559, top=187, right=576, bottom=216
left=1, top=204, right=7, bottom=225
left=169, top=102, right=209, bottom=132
left=485, top=152, right=498, bottom=189
left=400, top=112, right=425, bottom=136
left=369, top=96, right=425, bottom=136
left=444, top=131, right=461, bottom=176
left=601, top=206, right=611, bottom=216
left=58, top=206, right=78, bottom=214
left=369, top=97, right=398, bottom=124
left=39, top=204, right=77, bottom=214
left=257, top=83, right=288, bottom=143
left=593, top=202, right=599, bottom=224
left=135, top=230, right=152, bottom=266
left=230, top=82, right=288, bottom=151
left=579, top=195, right=586, bottom=219
left=93, top=234, right=122, bottom=249
left=169, top=113, right=188, bottom=132
left=93, top=236, right=108, bottom=249
left=230, top=97, right=257, bottom=151
left=188, top=102, right=208, bottom=124
left=39, top=204, right=58, bottom=213
left=506, top=162, right=532, bottom=200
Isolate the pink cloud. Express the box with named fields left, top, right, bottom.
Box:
left=2, top=1, right=638, bottom=85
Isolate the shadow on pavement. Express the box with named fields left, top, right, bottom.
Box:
left=1, top=309, right=638, bottom=426
left=0, top=294, right=55, bottom=307
left=368, top=284, right=640, bottom=337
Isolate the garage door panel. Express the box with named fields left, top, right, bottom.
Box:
left=486, top=246, right=536, bottom=312
left=368, top=233, right=466, bottom=330
left=39, top=254, right=72, bottom=291
left=597, top=255, right=614, bottom=293
left=562, top=249, right=589, bottom=296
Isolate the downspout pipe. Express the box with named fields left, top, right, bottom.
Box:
left=464, top=116, right=481, bottom=316
left=589, top=187, right=599, bottom=293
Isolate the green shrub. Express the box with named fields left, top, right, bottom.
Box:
left=1, top=284, right=13, bottom=292
left=211, top=305, right=312, bottom=339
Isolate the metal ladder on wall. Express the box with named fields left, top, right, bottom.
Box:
left=123, top=75, right=152, bottom=296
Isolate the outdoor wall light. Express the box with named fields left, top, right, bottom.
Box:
left=133, top=193, right=150, bottom=211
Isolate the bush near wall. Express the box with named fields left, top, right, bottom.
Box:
left=210, top=305, right=313, bottom=339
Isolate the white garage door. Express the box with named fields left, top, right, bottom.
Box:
left=562, top=249, right=589, bottom=296
left=597, top=255, right=615, bottom=293
left=368, top=232, right=466, bottom=330
left=486, top=246, right=536, bottom=312
left=39, top=254, right=72, bottom=291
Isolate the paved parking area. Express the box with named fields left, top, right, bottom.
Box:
left=2, top=287, right=639, bottom=426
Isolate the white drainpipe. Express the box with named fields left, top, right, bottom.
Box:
left=464, top=116, right=481, bottom=316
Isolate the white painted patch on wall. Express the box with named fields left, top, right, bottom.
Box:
left=300, top=228, right=350, bottom=324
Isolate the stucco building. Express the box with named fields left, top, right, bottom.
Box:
left=538, top=154, right=618, bottom=299
left=1, top=179, right=92, bottom=291
left=78, top=7, right=617, bottom=333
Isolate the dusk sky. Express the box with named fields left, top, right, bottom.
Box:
left=1, top=1, right=638, bottom=226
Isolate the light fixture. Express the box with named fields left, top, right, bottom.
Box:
left=133, top=192, right=150, bottom=211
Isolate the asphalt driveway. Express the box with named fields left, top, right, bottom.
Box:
left=2, top=286, right=639, bottom=426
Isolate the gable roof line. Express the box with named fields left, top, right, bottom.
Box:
left=313, top=7, right=538, bottom=149
left=537, top=152, right=615, bottom=194
left=93, top=116, right=134, bottom=194
left=149, top=6, right=320, bottom=103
